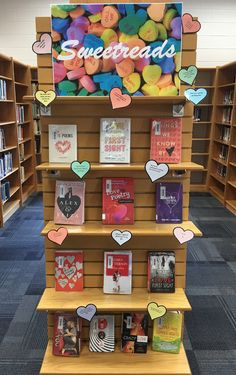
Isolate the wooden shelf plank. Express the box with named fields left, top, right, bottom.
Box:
left=0, top=167, right=18, bottom=181
left=0, top=121, right=15, bottom=126
left=3, top=199, right=20, bottom=222
left=15, top=81, right=28, bottom=87
left=210, top=173, right=226, bottom=185
left=218, top=83, right=235, bottom=88
left=0, top=74, right=12, bottom=81
left=0, top=99, right=14, bottom=103
left=40, top=341, right=191, bottom=375
left=41, top=220, right=202, bottom=238
left=193, top=121, right=211, bottom=125
left=227, top=181, right=236, bottom=189
left=212, top=157, right=227, bottom=167
left=36, top=162, right=203, bottom=172
left=2, top=186, right=20, bottom=205
left=37, top=288, right=191, bottom=312
left=213, top=139, right=230, bottom=146
left=0, top=145, right=17, bottom=153
left=209, top=186, right=225, bottom=203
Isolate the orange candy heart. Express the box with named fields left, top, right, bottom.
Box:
left=88, top=23, right=105, bottom=37
left=69, top=6, right=85, bottom=20
left=101, top=6, right=120, bottom=28
left=63, top=49, right=83, bottom=70
left=147, top=4, right=166, bottom=22
left=116, top=58, right=135, bottom=78
left=84, top=57, right=102, bottom=75
left=126, top=38, right=146, bottom=61
left=101, top=58, right=116, bottom=72
left=156, top=74, right=173, bottom=88
left=52, top=30, right=61, bottom=42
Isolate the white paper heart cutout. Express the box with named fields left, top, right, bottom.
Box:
left=111, top=230, right=132, bottom=246
left=173, top=227, right=195, bottom=244
left=76, top=262, right=82, bottom=270
left=67, top=256, right=75, bottom=264
left=63, top=266, right=76, bottom=279
left=145, top=160, right=169, bottom=182
left=58, top=279, right=68, bottom=288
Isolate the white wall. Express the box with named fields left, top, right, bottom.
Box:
left=0, top=0, right=235, bottom=67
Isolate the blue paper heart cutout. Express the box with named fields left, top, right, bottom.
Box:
left=184, top=88, right=207, bottom=105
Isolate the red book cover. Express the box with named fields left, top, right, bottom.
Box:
left=102, top=178, right=134, bottom=225
left=53, top=313, right=81, bottom=356
left=103, top=251, right=132, bottom=294
left=55, top=251, right=83, bottom=291
left=150, top=118, right=182, bottom=163
left=54, top=180, right=85, bottom=225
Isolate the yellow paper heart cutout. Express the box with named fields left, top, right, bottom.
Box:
left=147, top=302, right=167, bottom=320
left=35, top=90, right=56, bottom=107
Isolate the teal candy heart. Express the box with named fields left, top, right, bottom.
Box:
left=178, top=66, right=198, bottom=85
left=184, top=88, right=207, bottom=105
left=71, top=161, right=91, bottom=179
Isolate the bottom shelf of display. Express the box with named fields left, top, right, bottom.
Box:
left=40, top=341, right=191, bottom=375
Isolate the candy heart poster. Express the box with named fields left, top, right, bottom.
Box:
left=51, top=3, right=183, bottom=97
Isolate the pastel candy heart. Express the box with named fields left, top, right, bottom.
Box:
left=58, top=80, right=77, bottom=93
left=35, top=90, right=56, bottom=107
left=174, top=74, right=181, bottom=89
left=47, top=227, right=68, bottom=245
left=136, top=9, right=148, bottom=25
left=80, top=75, right=96, bottom=93
left=76, top=304, right=97, bottom=322
left=163, top=8, right=178, bottom=30
left=93, top=73, right=112, bottom=83
left=89, top=13, right=102, bottom=24
left=147, top=302, right=167, bottom=320
left=101, top=29, right=118, bottom=48
left=170, top=16, right=182, bottom=40
left=184, top=88, right=207, bottom=105
left=119, top=33, right=139, bottom=43
left=150, top=41, right=166, bottom=64
left=143, top=65, right=162, bottom=85
left=88, top=23, right=105, bottom=37
left=179, top=66, right=198, bottom=85
left=69, top=6, right=85, bottom=19
left=173, top=227, right=195, bottom=244
left=182, top=13, right=201, bottom=34
left=67, top=67, right=86, bottom=80
left=117, top=4, right=126, bottom=15
left=109, top=87, right=131, bottom=109
left=116, top=58, right=134, bottom=77
left=51, top=5, right=68, bottom=19
left=142, top=84, right=159, bottom=96
left=125, top=4, right=135, bottom=14
left=156, top=74, right=173, bottom=88
left=119, top=15, right=141, bottom=35
left=100, top=75, right=122, bottom=91
left=90, top=91, right=105, bottom=96
left=101, top=6, right=120, bottom=28
left=126, top=38, right=146, bottom=60
left=71, top=160, right=91, bottom=178
left=110, top=42, right=129, bottom=63
left=101, top=58, right=115, bottom=72
left=147, top=4, right=166, bottom=22
left=159, top=57, right=175, bottom=74
left=111, top=230, right=132, bottom=246
left=133, top=91, right=144, bottom=97
left=134, top=57, right=150, bottom=72
left=139, top=20, right=158, bottom=42
left=84, top=34, right=104, bottom=50
left=66, top=25, right=85, bottom=43
left=63, top=50, right=83, bottom=70
left=145, top=160, right=169, bottom=182
left=51, top=30, right=61, bottom=42
left=123, top=72, right=141, bottom=94
left=71, top=17, right=89, bottom=31
left=84, top=4, right=103, bottom=14
left=59, top=5, right=77, bottom=12
left=52, top=17, right=70, bottom=33
left=32, top=33, right=52, bottom=55
left=77, top=88, right=89, bottom=96
left=160, top=85, right=178, bottom=96
left=174, top=52, right=181, bottom=72
left=156, top=23, right=167, bottom=40
left=84, top=57, right=102, bottom=75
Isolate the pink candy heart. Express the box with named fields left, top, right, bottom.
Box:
left=32, top=33, right=52, bottom=55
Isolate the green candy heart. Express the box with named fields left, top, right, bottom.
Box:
left=58, top=80, right=77, bottom=92
left=71, top=161, right=91, bottom=179
left=119, top=15, right=141, bottom=35
left=58, top=5, right=77, bottom=11
left=178, top=66, right=198, bottom=85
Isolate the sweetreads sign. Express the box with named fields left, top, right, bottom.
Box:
left=51, top=3, right=183, bottom=97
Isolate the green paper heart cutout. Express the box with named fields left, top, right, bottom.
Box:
left=71, top=161, right=91, bottom=179
left=178, top=66, right=198, bottom=85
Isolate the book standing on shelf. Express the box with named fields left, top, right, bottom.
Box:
left=222, top=107, right=232, bottom=123
left=193, top=108, right=202, bottom=122
left=55, top=250, right=83, bottom=291
left=16, top=105, right=25, bottom=124
left=54, top=180, right=85, bottom=225
left=49, top=124, right=77, bottom=163
left=17, top=124, right=23, bottom=141
left=53, top=313, right=81, bottom=356
left=0, top=152, right=13, bottom=178
left=223, top=90, right=234, bottom=105
left=216, top=164, right=227, bottom=178
left=0, top=79, right=7, bottom=100
left=102, top=177, right=134, bottom=225
left=19, top=143, right=24, bottom=161
left=20, top=166, right=25, bottom=182
left=100, top=118, right=131, bottom=163
left=150, top=118, right=182, bottom=164
left=103, top=251, right=132, bottom=294
left=0, top=128, right=6, bottom=150
left=148, top=251, right=175, bottom=293
left=1, top=181, right=10, bottom=202
left=219, top=145, right=228, bottom=161
left=156, top=182, right=183, bottom=223
left=121, top=313, right=149, bottom=353
left=220, top=126, right=230, bottom=143
left=89, top=315, right=115, bottom=352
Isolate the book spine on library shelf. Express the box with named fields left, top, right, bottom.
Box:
left=0, top=152, right=13, bottom=175
left=156, top=182, right=183, bottom=223
left=0, top=128, right=6, bottom=150
left=102, top=177, right=134, bottom=225
left=152, top=311, right=183, bottom=354
left=17, top=125, right=23, bottom=141
left=20, top=166, right=25, bottom=182
left=0, top=79, right=7, bottom=100
left=150, top=118, right=182, bottom=163
left=48, top=124, right=77, bottom=163
left=54, top=180, right=85, bottom=225
left=223, top=90, right=234, bottom=105
left=148, top=251, right=175, bottom=292
left=53, top=313, right=81, bottom=356
left=121, top=312, right=148, bottom=353
left=99, top=118, right=131, bottom=163
left=55, top=250, right=83, bottom=291
left=103, top=251, right=132, bottom=294
left=1, top=181, right=10, bottom=202
left=89, top=315, right=115, bottom=352
left=193, top=108, right=202, bottom=122
left=35, top=134, right=40, bottom=154
left=19, top=143, right=24, bottom=161
left=16, top=105, right=25, bottom=124
left=222, top=107, right=232, bottom=123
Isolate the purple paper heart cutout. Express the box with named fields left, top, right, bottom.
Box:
left=76, top=304, right=97, bottom=321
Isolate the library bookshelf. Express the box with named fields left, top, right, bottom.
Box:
left=27, top=5, right=203, bottom=375
left=191, top=68, right=217, bottom=192
left=0, top=54, right=37, bottom=226
left=208, top=61, right=236, bottom=213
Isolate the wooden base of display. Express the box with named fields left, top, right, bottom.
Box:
left=40, top=341, right=191, bottom=375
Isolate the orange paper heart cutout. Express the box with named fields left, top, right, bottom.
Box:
left=109, top=87, right=132, bottom=109
left=47, top=227, right=68, bottom=245
left=182, top=13, right=201, bottom=34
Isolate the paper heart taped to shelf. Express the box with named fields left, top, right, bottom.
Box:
left=32, top=33, right=52, bottom=55
left=145, top=160, right=169, bottom=182
left=110, top=87, right=132, bottom=109
left=147, top=302, right=167, bottom=320
left=173, top=227, right=195, bottom=244
left=178, top=65, right=198, bottom=85
left=76, top=304, right=97, bottom=322
left=184, top=88, right=207, bottom=105
left=47, top=227, right=68, bottom=245
left=111, top=230, right=132, bottom=246
left=71, top=160, right=91, bottom=179
left=35, top=90, right=56, bottom=107
left=182, top=13, right=201, bottom=34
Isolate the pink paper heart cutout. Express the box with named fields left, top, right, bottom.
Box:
left=182, top=13, right=201, bottom=34
left=32, top=33, right=52, bottom=55
left=173, top=227, right=194, bottom=244
left=47, top=227, right=68, bottom=245
left=109, top=87, right=132, bottom=109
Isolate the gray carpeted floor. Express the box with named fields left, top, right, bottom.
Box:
left=0, top=192, right=235, bottom=374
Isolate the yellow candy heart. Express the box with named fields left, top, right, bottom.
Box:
left=119, top=33, right=139, bottom=43
left=101, top=29, right=118, bottom=48
left=123, top=72, right=141, bottom=94
left=89, top=12, right=102, bottom=23
left=174, top=74, right=181, bottom=89
left=163, top=8, right=178, bottom=30
left=147, top=302, right=167, bottom=320
left=142, top=84, right=159, bottom=96
left=139, top=20, right=158, bottom=42
left=51, top=5, right=68, bottom=19
left=143, top=65, right=162, bottom=85
left=174, top=52, right=181, bottom=72
left=159, top=85, right=178, bottom=96
left=35, top=90, right=56, bottom=107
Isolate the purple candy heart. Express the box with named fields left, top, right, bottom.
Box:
left=85, top=4, right=103, bottom=14
left=170, top=17, right=182, bottom=40
left=67, top=26, right=85, bottom=43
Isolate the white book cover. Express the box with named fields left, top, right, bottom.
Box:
left=49, top=124, right=77, bottom=163
left=103, top=251, right=132, bottom=294
left=100, top=118, right=131, bottom=163
left=89, top=315, right=115, bottom=352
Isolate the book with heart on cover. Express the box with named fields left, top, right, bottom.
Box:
left=148, top=251, right=175, bottom=293
left=156, top=182, right=183, bottom=223
left=103, top=251, right=132, bottom=294
left=89, top=315, right=115, bottom=352
left=55, top=251, right=83, bottom=291
left=53, top=313, right=81, bottom=356
left=150, top=118, right=182, bottom=163
left=54, top=180, right=85, bottom=225
left=49, top=124, right=77, bottom=163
